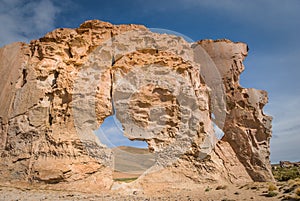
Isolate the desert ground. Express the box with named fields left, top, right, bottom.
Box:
left=1, top=180, right=300, bottom=201
left=1, top=147, right=299, bottom=201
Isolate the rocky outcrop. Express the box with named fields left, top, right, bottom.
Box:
left=0, top=20, right=147, bottom=191
left=0, top=20, right=273, bottom=192
left=279, top=161, right=300, bottom=168
left=198, top=40, right=274, bottom=181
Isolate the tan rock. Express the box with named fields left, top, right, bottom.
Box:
left=0, top=20, right=146, bottom=191
left=198, top=39, right=274, bottom=181
left=0, top=20, right=274, bottom=193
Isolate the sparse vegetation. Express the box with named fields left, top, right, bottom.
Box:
left=216, top=185, right=228, bottom=190
left=242, top=182, right=264, bottom=191
left=289, top=178, right=300, bottom=187
left=281, top=194, right=300, bottom=201
left=221, top=198, right=235, bottom=201
left=273, top=178, right=300, bottom=200
left=295, top=187, right=300, bottom=196
left=113, top=177, right=138, bottom=183
left=205, top=186, right=212, bottom=192
left=266, top=191, right=278, bottom=197
left=268, top=183, right=277, bottom=191
left=272, top=166, right=300, bottom=181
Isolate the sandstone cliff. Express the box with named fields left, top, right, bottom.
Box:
left=0, top=20, right=274, bottom=192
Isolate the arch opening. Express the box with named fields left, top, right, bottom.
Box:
left=95, top=112, right=155, bottom=182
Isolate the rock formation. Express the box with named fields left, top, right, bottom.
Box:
left=198, top=40, right=274, bottom=182
left=0, top=20, right=274, bottom=192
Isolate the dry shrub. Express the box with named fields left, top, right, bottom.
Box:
left=268, top=183, right=278, bottom=191
left=295, top=187, right=300, bottom=196
left=216, top=185, right=228, bottom=190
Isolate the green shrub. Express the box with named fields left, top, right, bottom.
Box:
left=272, top=166, right=300, bottom=181
left=266, top=191, right=278, bottom=197
left=205, top=186, right=212, bottom=192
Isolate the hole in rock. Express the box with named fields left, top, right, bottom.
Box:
left=211, top=113, right=225, bottom=140
left=95, top=114, right=155, bottom=182
left=213, top=122, right=225, bottom=140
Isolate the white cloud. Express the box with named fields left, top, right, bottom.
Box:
left=268, top=95, right=300, bottom=163
left=241, top=50, right=300, bottom=163
left=0, top=0, right=60, bottom=47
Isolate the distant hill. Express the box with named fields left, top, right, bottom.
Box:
left=112, top=146, right=155, bottom=179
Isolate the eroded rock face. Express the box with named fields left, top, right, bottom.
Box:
left=0, top=20, right=147, bottom=191
left=0, top=20, right=273, bottom=191
left=198, top=40, right=274, bottom=182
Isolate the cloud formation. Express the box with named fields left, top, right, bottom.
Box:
left=0, top=0, right=60, bottom=47
left=269, top=96, right=300, bottom=162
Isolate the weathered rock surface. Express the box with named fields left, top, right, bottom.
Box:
left=198, top=40, right=274, bottom=182
left=0, top=20, right=273, bottom=192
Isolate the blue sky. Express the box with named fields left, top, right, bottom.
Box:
left=0, top=0, right=299, bottom=163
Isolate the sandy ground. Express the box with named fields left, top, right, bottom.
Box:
left=1, top=182, right=297, bottom=201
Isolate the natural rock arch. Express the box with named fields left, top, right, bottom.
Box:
left=0, top=20, right=273, bottom=192
left=72, top=29, right=227, bottom=171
